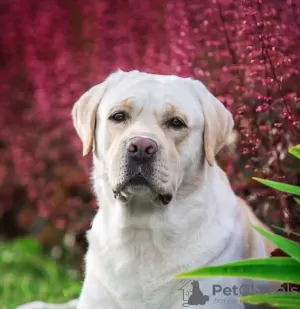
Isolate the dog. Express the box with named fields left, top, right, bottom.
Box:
left=71, top=70, right=277, bottom=309
left=16, top=70, right=277, bottom=309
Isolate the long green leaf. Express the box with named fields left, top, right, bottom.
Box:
left=289, top=145, right=300, bottom=159
left=251, top=225, right=300, bottom=263
left=240, top=293, right=300, bottom=308
left=174, top=257, right=300, bottom=283
left=253, top=177, right=300, bottom=195
left=276, top=305, right=300, bottom=309
left=272, top=305, right=299, bottom=309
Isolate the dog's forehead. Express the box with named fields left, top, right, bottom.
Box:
left=101, top=73, right=202, bottom=117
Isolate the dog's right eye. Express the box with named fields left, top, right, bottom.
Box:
left=109, top=111, right=128, bottom=122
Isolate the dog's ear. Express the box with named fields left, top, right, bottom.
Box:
left=72, top=83, right=107, bottom=156
left=71, top=69, right=129, bottom=156
left=191, top=80, right=234, bottom=166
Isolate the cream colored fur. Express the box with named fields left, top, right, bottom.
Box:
left=17, top=70, right=277, bottom=309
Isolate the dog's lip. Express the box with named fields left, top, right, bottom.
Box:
left=113, top=174, right=173, bottom=205
left=126, top=174, right=150, bottom=187
left=116, top=173, right=152, bottom=192
left=113, top=173, right=152, bottom=196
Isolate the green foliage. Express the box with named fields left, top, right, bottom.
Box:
left=241, top=293, right=300, bottom=309
left=175, top=146, right=300, bottom=308
left=253, top=145, right=300, bottom=196
left=251, top=225, right=300, bottom=263
left=175, top=227, right=300, bottom=308
left=288, top=145, right=300, bottom=160
left=0, top=238, right=81, bottom=309
left=252, top=178, right=300, bottom=196
left=174, top=257, right=300, bottom=283
left=294, top=197, right=300, bottom=205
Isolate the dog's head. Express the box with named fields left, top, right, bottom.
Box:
left=72, top=70, right=233, bottom=207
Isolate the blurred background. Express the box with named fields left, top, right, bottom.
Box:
left=0, top=0, right=299, bottom=308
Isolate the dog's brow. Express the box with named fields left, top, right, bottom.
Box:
left=120, top=98, right=133, bottom=111
left=109, top=98, right=134, bottom=114
left=164, top=104, right=188, bottom=123
left=168, top=104, right=177, bottom=116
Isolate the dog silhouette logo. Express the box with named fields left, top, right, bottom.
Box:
left=188, top=281, right=209, bottom=305
left=179, top=280, right=210, bottom=307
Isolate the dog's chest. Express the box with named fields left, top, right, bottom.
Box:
left=86, top=206, right=249, bottom=309
left=97, top=242, right=177, bottom=308
left=88, top=239, right=248, bottom=309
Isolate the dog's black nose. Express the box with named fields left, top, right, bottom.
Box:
left=127, top=137, right=158, bottom=163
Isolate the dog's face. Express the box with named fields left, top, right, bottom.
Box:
left=72, top=70, right=233, bottom=207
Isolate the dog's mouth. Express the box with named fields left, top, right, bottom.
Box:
left=113, top=174, right=172, bottom=205
left=126, top=174, right=150, bottom=187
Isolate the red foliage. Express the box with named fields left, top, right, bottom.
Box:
left=0, top=0, right=299, bottom=241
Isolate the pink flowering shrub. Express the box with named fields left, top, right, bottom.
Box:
left=0, top=0, right=299, bottom=252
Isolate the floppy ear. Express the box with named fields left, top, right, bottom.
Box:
left=71, top=83, right=107, bottom=156
left=191, top=80, right=234, bottom=166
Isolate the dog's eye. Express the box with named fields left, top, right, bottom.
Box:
left=109, top=111, right=128, bottom=122
left=167, top=117, right=187, bottom=129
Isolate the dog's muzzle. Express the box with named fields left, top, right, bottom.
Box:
left=112, top=136, right=172, bottom=205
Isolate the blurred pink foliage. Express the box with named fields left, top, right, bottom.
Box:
left=0, top=0, right=299, bottom=240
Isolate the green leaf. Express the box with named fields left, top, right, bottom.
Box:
left=289, top=145, right=300, bottom=159
left=272, top=305, right=299, bottom=309
left=294, top=197, right=300, bottom=205
left=251, top=225, right=300, bottom=263
left=13, top=238, right=41, bottom=254
left=272, top=225, right=300, bottom=238
left=253, top=177, right=300, bottom=196
left=174, top=257, right=300, bottom=283
left=240, top=292, right=300, bottom=308
left=272, top=225, right=291, bottom=234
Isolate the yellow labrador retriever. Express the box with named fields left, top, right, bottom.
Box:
left=71, top=70, right=277, bottom=309
left=16, top=70, right=276, bottom=309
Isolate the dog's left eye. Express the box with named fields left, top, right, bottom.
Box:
left=109, top=111, right=128, bottom=123
left=167, top=117, right=187, bottom=129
